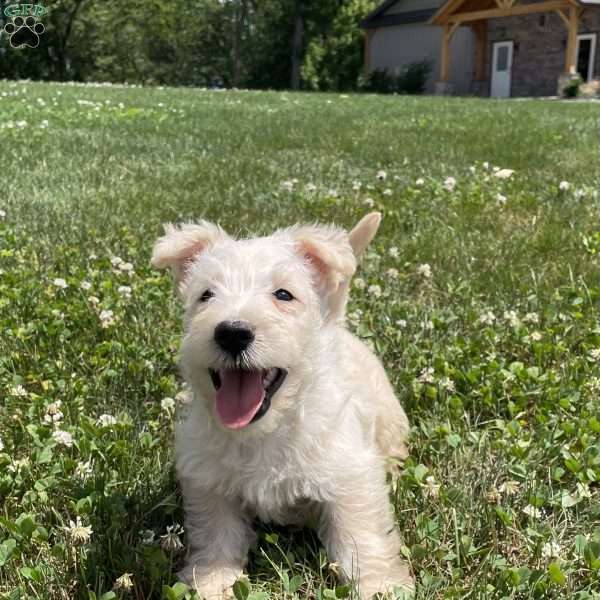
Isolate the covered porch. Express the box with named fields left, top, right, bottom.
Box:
left=430, top=0, right=585, bottom=96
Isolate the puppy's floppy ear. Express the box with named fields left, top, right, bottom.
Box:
left=151, top=221, right=229, bottom=294
left=289, top=223, right=356, bottom=316
left=328, top=212, right=382, bottom=323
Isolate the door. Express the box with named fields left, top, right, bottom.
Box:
left=576, top=34, right=597, bottom=82
left=491, top=41, right=514, bottom=98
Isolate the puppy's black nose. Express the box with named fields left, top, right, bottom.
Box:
left=214, top=320, right=255, bottom=356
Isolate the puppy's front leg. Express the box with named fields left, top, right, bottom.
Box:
left=318, top=475, right=414, bottom=599
left=178, top=481, right=255, bottom=600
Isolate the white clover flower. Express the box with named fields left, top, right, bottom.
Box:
left=118, top=285, right=132, bottom=298
left=368, top=284, right=382, bottom=298
left=80, top=281, right=92, bottom=291
left=88, top=253, right=97, bottom=260
left=468, top=165, right=476, bottom=174
left=353, top=278, right=366, bottom=290
left=161, top=397, right=175, bottom=412
left=386, top=268, right=399, bottom=279
left=44, top=401, right=64, bottom=425
left=363, top=197, right=375, bottom=208
left=63, top=517, right=92, bottom=545
left=88, top=296, right=100, bottom=305
left=327, top=188, right=339, bottom=198
left=382, top=188, right=392, bottom=196
left=352, top=180, right=362, bottom=191
left=499, top=480, right=520, bottom=495
left=503, top=310, right=520, bottom=328
left=483, top=162, right=490, bottom=170
left=496, top=193, right=507, bottom=205
left=389, top=246, right=399, bottom=259
left=0, top=437, right=4, bottom=452
left=52, top=429, right=74, bottom=447
left=439, top=377, right=456, bottom=393
left=97, top=414, right=117, bottom=427
left=11, top=385, right=27, bottom=397
left=40, top=119, right=49, bottom=129
left=530, top=331, right=543, bottom=342
left=281, top=180, right=295, bottom=191
left=415, top=178, right=425, bottom=186
left=160, top=524, right=184, bottom=552
left=0, top=209, right=5, bottom=219
left=522, top=505, right=542, bottom=518
left=559, top=181, right=570, bottom=191
left=396, top=319, right=407, bottom=328
left=541, top=541, right=561, bottom=559
left=15, top=120, right=27, bottom=128
left=494, top=168, right=514, bottom=179
left=119, top=262, right=134, bottom=273
left=586, top=377, right=600, bottom=393
left=576, top=482, right=592, bottom=499
left=53, top=278, right=68, bottom=289
left=478, top=311, right=496, bottom=326
left=418, top=367, right=435, bottom=384
left=416, top=263, right=432, bottom=279
left=99, top=309, right=115, bottom=328
left=443, top=177, right=456, bottom=192
left=423, top=475, right=440, bottom=498
left=305, top=182, right=317, bottom=192
left=376, top=170, right=387, bottom=181
left=114, top=573, right=134, bottom=592
left=523, top=312, right=539, bottom=324
left=110, top=256, right=123, bottom=267
left=589, top=348, right=600, bottom=361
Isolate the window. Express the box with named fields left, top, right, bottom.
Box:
left=576, top=34, right=597, bottom=82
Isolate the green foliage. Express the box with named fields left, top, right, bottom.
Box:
left=0, top=0, right=376, bottom=91
left=302, top=0, right=377, bottom=91
left=360, top=61, right=432, bottom=95
left=562, top=73, right=584, bottom=98
left=1, top=81, right=600, bottom=598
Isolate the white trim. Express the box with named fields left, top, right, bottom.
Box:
left=577, top=33, right=597, bottom=82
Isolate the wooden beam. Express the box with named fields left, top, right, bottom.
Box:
left=440, top=23, right=460, bottom=82
left=445, top=0, right=572, bottom=24
left=556, top=8, right=569, bottom=27
left=565, top=6, right=579, bottom=73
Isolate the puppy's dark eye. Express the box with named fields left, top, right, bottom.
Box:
left=199, top=289, right=214, bottom=303
left=274, top=289, right=294, bottom=301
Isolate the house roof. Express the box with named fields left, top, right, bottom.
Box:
left=359, top=0, right=437, bottom=28
left=430, top=0, right=597, bottom=25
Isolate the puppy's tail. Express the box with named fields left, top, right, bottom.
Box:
left=329, top=212, right=382, bottom=324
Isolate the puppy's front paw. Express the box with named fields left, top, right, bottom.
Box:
left=178, top=562, right=241, bottom=600
left=359, top=564, right=414, bottom=599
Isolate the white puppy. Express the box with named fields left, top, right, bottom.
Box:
left=151, top=213, right=413, bottom=599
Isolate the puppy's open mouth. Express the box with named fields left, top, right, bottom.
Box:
left=209, top=367, right=287, bottom=430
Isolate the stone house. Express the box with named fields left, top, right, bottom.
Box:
left=360, top=0, right=600, bottom=97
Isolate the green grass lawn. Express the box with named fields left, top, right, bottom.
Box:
left=1, top=80, right=600, bottom=600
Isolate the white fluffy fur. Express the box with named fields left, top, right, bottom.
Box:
left=151, top=213, right=413, bottom=599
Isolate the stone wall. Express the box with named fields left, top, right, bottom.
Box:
left=480, top=7, right=600, bottom=97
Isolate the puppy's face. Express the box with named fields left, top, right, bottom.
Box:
left=152, top=221, right=357, bottom=434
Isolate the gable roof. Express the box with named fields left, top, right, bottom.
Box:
left=430, top=0, right=598, bottom=24
left=360, top=0, right=437, bottom=28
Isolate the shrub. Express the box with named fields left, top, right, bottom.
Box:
left=361, top=60, right=432, bottom=95
left=562, top=73, right=583, bottom=98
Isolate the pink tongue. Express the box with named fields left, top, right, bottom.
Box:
left=215, top=369, right=265, bottom=429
